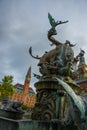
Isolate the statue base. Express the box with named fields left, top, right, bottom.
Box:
left=0, top=116, right=78, bottom=130
left=31, top=78, right=66, bottom=120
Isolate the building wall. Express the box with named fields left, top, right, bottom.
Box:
left=76, top=79, right=87, bottom=93
left=11, top=67, right=36, bottom=107
left=11, top=92, right=36, bottom=107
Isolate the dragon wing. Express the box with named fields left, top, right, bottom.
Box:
left=48, top=12, right=56, bottom=28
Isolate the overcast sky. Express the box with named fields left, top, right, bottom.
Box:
left=0, top=0, right=87, bottom=91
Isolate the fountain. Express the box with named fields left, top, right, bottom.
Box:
left=29, top=13, right=87, bottom=130
left=0, top=13, right=87, bottom=130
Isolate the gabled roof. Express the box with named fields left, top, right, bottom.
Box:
left=29, top=87, right=35, bottom=93
left=14, top=83, right=24, bottom=90
left=13, top=83, right=35, bottom=94
left=75, top=78, right=87, bottom=84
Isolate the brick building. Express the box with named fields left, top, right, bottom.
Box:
left=11, top=66, right=36, bottom=107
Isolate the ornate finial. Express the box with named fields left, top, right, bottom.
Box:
left=78, top=49, right=86, bottom=66
left=80, top=48, right=85, bottom=54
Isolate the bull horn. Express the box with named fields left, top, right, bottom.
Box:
left=69, top=43, right=77, bottom=47
left=29, top=47, right=40, bottom=59
left=66, top=40, right=77, bottom=47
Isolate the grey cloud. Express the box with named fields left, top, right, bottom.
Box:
left=0, top=0, right=87, bottom=90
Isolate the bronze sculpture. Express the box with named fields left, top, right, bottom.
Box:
left=29, top=13, right=87, bottom=130
left=0, top=96, right=24, bottom=119
left=29, top=13, right=75, bottom=77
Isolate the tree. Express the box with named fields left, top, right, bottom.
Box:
left=0, top=75, right=14, bottom=99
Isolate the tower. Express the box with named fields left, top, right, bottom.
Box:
left=24, top=66, right=31, bottom=95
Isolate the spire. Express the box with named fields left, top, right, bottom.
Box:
left=26, top=66, right=31, bottom=79
left=24, top=66, right=31, bottom=95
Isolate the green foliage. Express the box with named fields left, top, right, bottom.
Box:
left=22, top=104, right=29, bottom=110
left=84, top=72, right=87, bottom=78
left=0, top=75, right=14, bottom=98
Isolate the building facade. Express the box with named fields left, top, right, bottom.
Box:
left=11, top=67, right=36, bottom=107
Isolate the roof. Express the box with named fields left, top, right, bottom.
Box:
left=14, top=83, right=24, bottom=90
left=13, top=83, right=35, bottom=94
left=75, top=78, right=87, bottom=84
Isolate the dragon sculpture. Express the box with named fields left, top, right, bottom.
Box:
left=29, top=13, right=87, bottom=130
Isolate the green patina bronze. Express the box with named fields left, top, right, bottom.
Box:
left=48, top=12, right=68, bottom=28
left=29, top=13, right=87, bottom=130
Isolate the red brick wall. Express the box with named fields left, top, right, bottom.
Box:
left=77, top=81, right=87, bottom=93
left=11, top=92, right=36, bottom=107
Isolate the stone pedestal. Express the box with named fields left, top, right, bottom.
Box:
left=31, top=78, right=66, bottom=121
left=0, top=116, right=78, bottom=130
